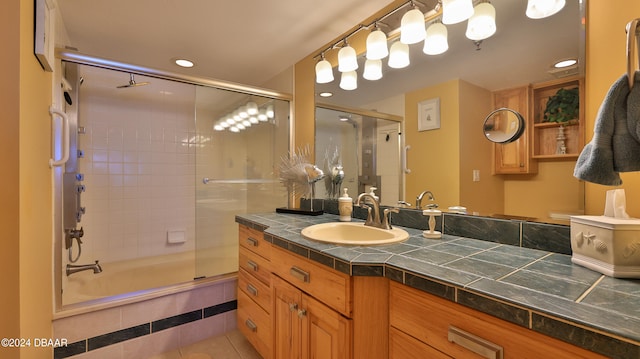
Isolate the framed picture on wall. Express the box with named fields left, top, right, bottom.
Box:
left=418, top=97, right=440, bottom=131
left=34, top=0, right=55, bottom=72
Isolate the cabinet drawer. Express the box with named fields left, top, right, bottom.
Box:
left=390, top=327, right=452, bottom=359
left=238, top=290, right=272, bottom=359
left=239, top=225, right=271, bottom=260
left=271, top=245, right=352, bottom=317
left=239, top=246, right=271, bottom=286
left=389, top=282, right=607, bottom=359
left=238, top=268, right=271, bottom=313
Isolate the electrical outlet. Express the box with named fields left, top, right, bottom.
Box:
left=473, top=170, right=480, bottom=182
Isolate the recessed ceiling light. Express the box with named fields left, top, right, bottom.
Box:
left=554, top=59, right=577, bottom=68
left=319, top=92, right=333, bottom=97
left=174, top=58, right=194, bottom=68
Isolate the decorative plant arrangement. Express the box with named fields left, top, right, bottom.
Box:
left=543, top=87, right=580, bottom=124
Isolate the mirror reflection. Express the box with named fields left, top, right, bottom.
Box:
left=314, top=0, right=586, bottom=224
left=315, top=106, right=402, bottom=206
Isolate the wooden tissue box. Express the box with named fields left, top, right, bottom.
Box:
left=570, top=215, right=640, bottom=278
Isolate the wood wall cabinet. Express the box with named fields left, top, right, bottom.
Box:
left=531, top=76, right=584, bottom=159
left=491, top=86, right=537, bottom=174
left=389, top=281, right=608, bottom=359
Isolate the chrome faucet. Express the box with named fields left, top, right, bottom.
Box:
left=356, top=192, right=382, bottom=228
left=66, top=260, right=102, bottom=276
left=416, top=190, right=437, bottom=209
left=355, top=192, right=399, bottom=230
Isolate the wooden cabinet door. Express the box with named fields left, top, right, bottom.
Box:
left=492, top=86, right=537, bottom=174
left=273, top=275, right=302, bottom=359
left=301, top=293, right=352, bottom=359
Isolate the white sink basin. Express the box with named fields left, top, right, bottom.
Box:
left=301, top=222, right=409, bottom=245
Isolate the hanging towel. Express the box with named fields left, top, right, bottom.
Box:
left=574, top=72, right=640, bottom=185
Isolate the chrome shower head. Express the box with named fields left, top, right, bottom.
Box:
left=117, top=73, right=149, bottom=88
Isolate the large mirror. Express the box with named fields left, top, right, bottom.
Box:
left=315, top=0, right=586, bottom=224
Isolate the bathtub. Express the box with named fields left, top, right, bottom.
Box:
left=62, top=251, right=197, bottom=305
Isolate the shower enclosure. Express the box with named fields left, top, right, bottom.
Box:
left=55, top=57, right=290, bottom=307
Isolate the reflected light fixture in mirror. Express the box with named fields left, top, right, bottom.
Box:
left=465, top=1, right=497, bottom=41
left=388, top=41, right=410, bottom=68
left=526, top=0, right=566, bottom=19
left=338, top=41, right=358, bottom=72
left=423, top=21, right=449, bottom=55
left=442, top=0, right=474, bottom=25
left=340, top=70, right=358, bottom=90
left=316, top=53, right=334, bottom=83
left=363, top=59, right=383, bottom=80
left=400, top=4, right=427, bottom=44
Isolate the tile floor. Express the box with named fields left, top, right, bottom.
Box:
left=149, top=330, right=262, bottom=359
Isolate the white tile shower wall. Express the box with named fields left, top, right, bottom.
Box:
left=77, top=87, right=196, bottom=264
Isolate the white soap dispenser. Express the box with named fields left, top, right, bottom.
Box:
left=367, top=186, right=379, bottom=203
left=338, top=188, right=353, bottom=222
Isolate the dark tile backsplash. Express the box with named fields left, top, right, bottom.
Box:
left=320, top=199, right=572, bottom=255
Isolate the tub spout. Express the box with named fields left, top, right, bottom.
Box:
left=66, top=260, right=102, bottom=276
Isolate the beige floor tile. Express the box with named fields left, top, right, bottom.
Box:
left=226, top=330, right=263, bottom=359
left=179, top=335, right=240, bottom=359
left=146, top=349, right=182, bottom=359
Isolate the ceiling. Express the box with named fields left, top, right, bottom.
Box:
left=56, top=0, right=394, bottom=88
left=56, top=0, right=584, bottom=107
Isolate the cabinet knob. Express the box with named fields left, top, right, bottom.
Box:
left=289, top=302, right=298, bottom=312
left=297, top=309, right=307, bottom=318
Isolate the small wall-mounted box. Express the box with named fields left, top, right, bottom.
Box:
left=570, top=215, right=640, bottom=278
left=167, top=230, right=186, bottom=244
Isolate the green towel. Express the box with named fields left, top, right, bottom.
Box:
left=574, top=72, right=640, bottom=185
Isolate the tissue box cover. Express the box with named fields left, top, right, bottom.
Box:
left=570, top=215, right=640, bottom=278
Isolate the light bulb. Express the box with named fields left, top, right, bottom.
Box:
left=266, top=105, right=274, bottom=118
left=239, top=106, right=248, bottom=119
left=424, top=22, right=449, bottom=55
left=466, top=2, right=496, bottom=41
left=388, top=42, right=410, bottom=69
left=363, top=59, right=383, bottom=81
left=442, top=0, right=474, bottom=25
left=366, top=29, right=389, bottom=60
left=400, top=8, right=426, bottom=44
left=526, top=0, right=565, bottom=19
left=315, top=58, right=334, bottom=83
left=338, top=44, right=358, bottom=72
left=214, top=124, right=225, bottom=131
left=246, top=102, right=258, bottom=115
left=339, top=71, right=358, bottom=90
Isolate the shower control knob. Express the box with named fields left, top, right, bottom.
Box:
left=79, top=207, right=86, bottom=214
left=77, top=149, right=85, bottom=158
left=76, top=173, right=84, bottom=181
left=77, top=184, right=86, bottom=193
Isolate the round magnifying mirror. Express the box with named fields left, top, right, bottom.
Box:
left=483, top=108, right=525, bottom=143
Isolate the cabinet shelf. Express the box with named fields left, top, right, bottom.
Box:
left=531, top=76, right=584, bottom=159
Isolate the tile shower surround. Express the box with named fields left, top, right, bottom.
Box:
left=78, top=89, right=197, bottom=263
left=239, top=202, right=640, bottom=359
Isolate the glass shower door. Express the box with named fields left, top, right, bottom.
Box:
left=194, top=86, right=289, bottom=278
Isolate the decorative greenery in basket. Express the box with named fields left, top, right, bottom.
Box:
left=543, top=87, right=579, bottom=124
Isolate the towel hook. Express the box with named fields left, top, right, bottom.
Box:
left=625, top=18, right=640, bottom=89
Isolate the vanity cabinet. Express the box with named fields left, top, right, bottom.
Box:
left=237, top=225, right=273, bottom=359
left=491, top=85, right=537, bottom=174
left=531, top=76, right=584, bottom=159
left=389, top=281, right=608, bottom=359
left=237, top=224, right=388, bottom=359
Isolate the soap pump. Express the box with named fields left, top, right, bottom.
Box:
left=422, top=209, right=442, bottom=239
left=338, top=188, right=353, bottom=222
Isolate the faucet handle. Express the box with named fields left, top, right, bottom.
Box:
left=383, top=207, right=400, bottom=229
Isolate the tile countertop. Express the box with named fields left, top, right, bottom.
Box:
left=236, top=212, right=640, bottom=359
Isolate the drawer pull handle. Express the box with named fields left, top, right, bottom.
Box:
left=246, top=283, right=258, bottom=296
left=246, top=237, right=258, bottom=247
left=448, top=326, right=503, bottom=359
left=290, top=266, right=310, bottom=283
left=247, top=260, right=258, bottom=272
left=245, top=319, right=257, bottom=332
